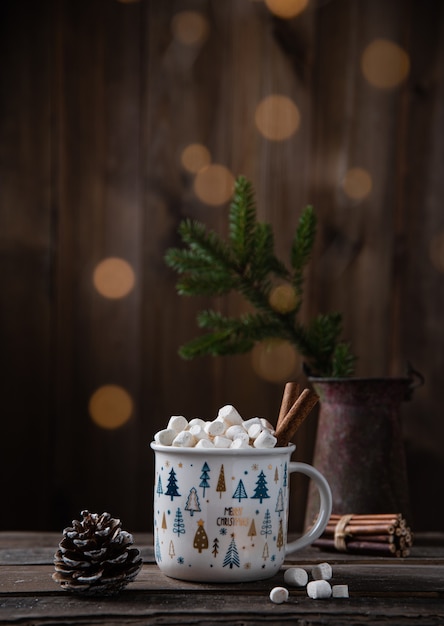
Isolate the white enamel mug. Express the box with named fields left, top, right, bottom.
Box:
left=151, top=443, right=332, bottom=582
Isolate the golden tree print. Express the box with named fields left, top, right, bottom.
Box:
left=193, top=519, right=209, bottom=553
left=216, top=464, right=226, bottom=498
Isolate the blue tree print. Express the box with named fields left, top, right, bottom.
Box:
left=173, top=508, right=186, bottom=536
left=200, top=462, right=211, bottom=496
left=185, top=487, right=201, bottom=516
left=223, top=534, right=240, bottom=569
left=283, top=462, right=288, bottom=488
left=232, top=479, right=248, bottom=502
left=275, top=488, right=284, bottom=517
left=260, top=509, right=272, bottom=537
left=156, top=475, right=163, bottom=495
left=251, top=470, right=270, bottom=503
left=155, top=531, right=162, bottom=562
left=165, top=467, right=180, bottom=500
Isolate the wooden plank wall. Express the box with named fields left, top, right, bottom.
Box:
left=1, top=0, right=443, bottom=533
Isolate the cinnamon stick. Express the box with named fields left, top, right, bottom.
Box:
left=275, top=388, right=319, bottom=446
left=321, top=529, right=396, bottom=543
left=324, top=523, right=396, bottom=535
left=276, top=382, right=300, bottom=431
left=313, top=538, right=397, bottom=555
left=329, top=513, right=401, bottom=523
left=313, top=512, right=412, bottom=557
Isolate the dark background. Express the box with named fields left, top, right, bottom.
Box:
left=1, top=0, right=443, bottom=533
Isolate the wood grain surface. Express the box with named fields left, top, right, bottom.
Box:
left=1, top=0, right=443, bottom=534
left=1, top=533, right=443, bottom=625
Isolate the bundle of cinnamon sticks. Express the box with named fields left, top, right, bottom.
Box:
left=313, top=513, right=413, bottom=557
left=275, top=382, right=319, bottom=446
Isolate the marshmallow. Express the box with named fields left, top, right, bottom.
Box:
left=260, top=418, right=275, bottom=433
left=226, top=426, right=249, bottom=445
left=312, top=562, right=332, bottom=581
left=253, top=430, right=277, bottom=449
left=225, top=425, right=246, bottom=439
left=154, top=405, right=279, bottom=450
left=230, top=438, right=249, bottom=449
left=217, top=405, right=244, bottom=426
left=189, top=424, right=208, bottom=441
left=172, top=431, right=195, bottom=447
left=248, top=423, right=263, bottom=440
left=154, top=428, right=176, bottom=446
left=204, top=420, right=226, bottom=436
left=168, top=415, right=188, bottom=433
left=269, top=586, right=289, bottom=604
left=195, top=438, right=215, bottom=449
left=284, top=567, right=308, bottom=587
left=307, top=580, right=332, bottom=599
left=233, top=432, right=250, bottom=445
left=188, top=418, right=206, bottom=428
left=332, top=584, right=349, bottom=598
left=213, top=436, right=232, bottom=449
left=243, top=417, right=262, bottom=429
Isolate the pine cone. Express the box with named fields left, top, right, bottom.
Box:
left=52, top=510, right=143, bottom=596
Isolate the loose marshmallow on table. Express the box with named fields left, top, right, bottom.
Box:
left=312, top=562, right=333, bottom=581
left=332, top=584, right=349, bottom=598
left=284, top=567, right=309, bottom=587
left=307, top=580, right=332, bottom=599
left=269, top=586, right=289, bottom=604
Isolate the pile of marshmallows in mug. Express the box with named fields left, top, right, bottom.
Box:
left=154, top=404, right=278, bottom=449
left=270, top=562, right=349, bottom=602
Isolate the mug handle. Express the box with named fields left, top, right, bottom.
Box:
left=285, top=462, right=332, bottom=554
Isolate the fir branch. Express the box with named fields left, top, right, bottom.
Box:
left=165, top=175, right=356, bottom=377
left=291, top=205, right=316, bottom=296
left=178, top=219, right=235, bottom=271
left=228, top=176, right=258, bottom=269
left=179, top=310, right=291, bottom=359
left=331, top=342, right=357, bottom=378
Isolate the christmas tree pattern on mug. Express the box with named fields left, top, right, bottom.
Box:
left=154, top=458, right=288, bottom=567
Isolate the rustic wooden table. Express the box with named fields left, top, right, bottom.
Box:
left=1, top=532, right=443, bottom=625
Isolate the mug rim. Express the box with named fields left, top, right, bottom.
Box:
left=150, top=442, right=296, bottom=455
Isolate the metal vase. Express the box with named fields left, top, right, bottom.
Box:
left=304, top=376, right=418, bottom=527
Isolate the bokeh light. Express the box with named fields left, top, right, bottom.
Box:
left=194, top=164, right=235, bottom=206
left=361, top=39, right=410, bottom=89
left=89, top=385, right=134, bottom=430
left=255, top=95, right=300, bottom=141
left=181, top=143, right=211, bottom=174
left=269, top=284, right=298, bottom=313
left=265, top=0, right=309, bottom=19
left=93, top=257, right=135, bottom=299
left=429, top=232, right=444, bottom=273
left=342, top=167, right=373, bottom=200
left=171, top=10, right=209, bottom=46
left=252, top=339, right=300, bottom=383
